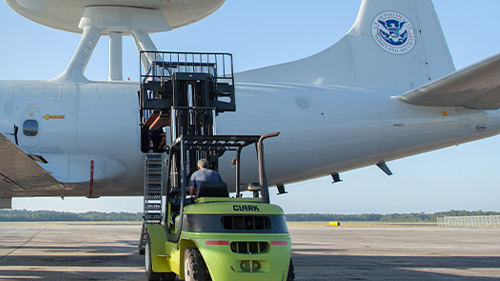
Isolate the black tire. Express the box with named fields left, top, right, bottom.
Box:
left=138, top=241, right=146, bottom=255
left=145, top=237, right=177, bottom=281
left=184, top=248, right=211, bottom=281
left=162, top=273, right=177, bottom=281
left=287, top=258, right=295, bottom=281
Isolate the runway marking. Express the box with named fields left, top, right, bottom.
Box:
left=8, top=253, right=134, bottom=257
left=0, top=276, right=42, bottom=280
left=402, top=267, right=500, bottom=278
left=0, top=266, right=144, bottom=272
left=293, top=254, right=500, bottom=257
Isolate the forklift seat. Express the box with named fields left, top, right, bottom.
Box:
left=196, top=181, right=229, bottom=198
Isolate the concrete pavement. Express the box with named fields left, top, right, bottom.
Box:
left=0, top=223, right=499, bottom=280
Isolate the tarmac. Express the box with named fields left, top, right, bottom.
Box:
left=0, top=222, right=499, bottom=280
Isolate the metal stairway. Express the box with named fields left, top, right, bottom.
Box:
left=143, top=153, right=164, bottom=224
left=139, top=153, right=164, bottom=254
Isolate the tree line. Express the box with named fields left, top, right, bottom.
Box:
left=0, top=210, right=142, bottom=222
left=0, top=209, right=499, bottom=222
left=286, top=210, right=500, bottom=222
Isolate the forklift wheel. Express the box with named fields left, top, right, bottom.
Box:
left=184, top=248, right=211, bottom=281
left=287, top=258, right=295, bottom=281
left=145, top=237, right=176, bottom=281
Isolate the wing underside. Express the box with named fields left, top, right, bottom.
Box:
left=400, top=53, right=500, bottom=110
left=0, top=133, right=67, bottom=196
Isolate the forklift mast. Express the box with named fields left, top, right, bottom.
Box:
left=139, top=52, right=237, bottom=243
left=140, top=51, right=235, bottom=187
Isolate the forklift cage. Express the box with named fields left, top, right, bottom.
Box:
left=165, top=132, right=279, bottom=242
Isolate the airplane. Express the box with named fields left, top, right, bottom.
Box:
left=2, top=0, right=500, bottom=210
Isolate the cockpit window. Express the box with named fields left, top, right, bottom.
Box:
left=23, top=120, right=39, bottom=136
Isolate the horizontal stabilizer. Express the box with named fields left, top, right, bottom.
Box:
left=400, top=53, right=500, bottom=110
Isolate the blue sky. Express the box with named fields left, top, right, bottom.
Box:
left=3, top=0, right=500, bottom=214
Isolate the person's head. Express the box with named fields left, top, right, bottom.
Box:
left=197, top=159, right=209, bottom=170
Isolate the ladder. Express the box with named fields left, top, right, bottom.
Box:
left=143, top=153, right=164, bottom=224
left=139, top=153, right=164, bottom=254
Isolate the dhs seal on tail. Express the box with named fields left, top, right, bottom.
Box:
left=372, top=11, right=415, bottom=54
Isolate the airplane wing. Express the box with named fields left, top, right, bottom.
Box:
left=400, top=53, right=500, bottom=109
left=0, top=131, right=67, bottom=195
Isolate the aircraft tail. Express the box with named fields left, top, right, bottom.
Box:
left=236, top=0, right=455, bottom=93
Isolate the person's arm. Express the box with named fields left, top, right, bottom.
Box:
left=188, top=173, right=196, bottom=195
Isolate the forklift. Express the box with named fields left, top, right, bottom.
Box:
left=138, top=51, right=294, bottom=281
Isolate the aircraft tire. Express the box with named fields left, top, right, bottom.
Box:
left=184, top=248, right=211, bottom=281
left=287, top=258, right=295, bottom=281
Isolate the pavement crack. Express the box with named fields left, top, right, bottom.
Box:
left=0, top=225, right=50, bottom=261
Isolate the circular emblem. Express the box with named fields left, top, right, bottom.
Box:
left=372, top=11, right=415, bottom=54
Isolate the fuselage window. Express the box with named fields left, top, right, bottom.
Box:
left=23, top=119, right=39, bottom=136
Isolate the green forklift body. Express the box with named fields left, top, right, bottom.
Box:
left=147, top=199, right=292, bottom=281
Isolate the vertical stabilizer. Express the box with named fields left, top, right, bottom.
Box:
left=236, top=0, right=455, bottom=93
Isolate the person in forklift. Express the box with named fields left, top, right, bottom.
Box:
left=188, top=159, right=223, bottom=195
